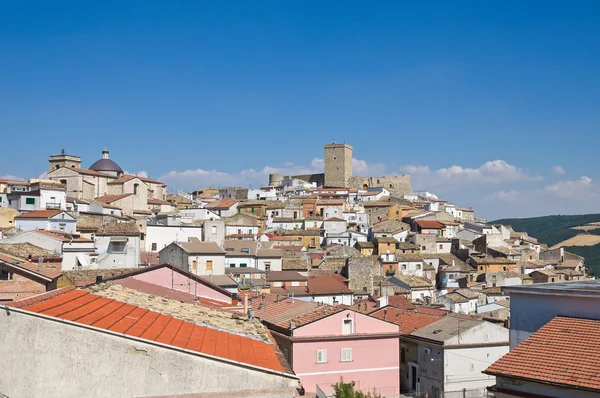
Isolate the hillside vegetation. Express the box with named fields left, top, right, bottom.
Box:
left=492, top=214, right=600, bottom=276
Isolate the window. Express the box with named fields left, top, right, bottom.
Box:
left=133, top=183, right=139, bottom=195
left=151, top=243, right=157, bottom=251
left=241, top=248, right=250, bottom=253
left=60, top=179, right=67, bottom=184
left=206, top=260, right=213, bottom=271
left=25, top=197, right=35, bottom=205
left=110, top=242, right=126, bottom=253
left=416, top=264, right=421, bottom=270
left=248, top=229, right=253, bottom=234
left=422, top=246, right=426, bottom=250
left=192, top=260, right=197, bottom=271
left=251, top=207, right=255, bottom=213
left=401, top=264, right=407, bottom=270
left=230, top=264, right=236, bottom=268
left=240, top=263, right=247, bottom=268
left=316, top=349, right=327, bottom=364
left=0, top=269, right=13, bottom=281
left=212, top=225, right=217, bottom=234
left=140, top=233, right=145, bottom=240
left=59, top=223, right=66, bottom=231
left=439, top=244, right=443, bottom=249
left=341, top=348, right=353, bottom=362
left=265, top=263, right=270, bottom=272
left=342, top=319, right=353, bottom=335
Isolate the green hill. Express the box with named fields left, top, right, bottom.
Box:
left=492, top=214, right=600, bottom=276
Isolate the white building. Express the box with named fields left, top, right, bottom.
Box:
left=93, top=223, right=141, bottom=269
left=406, top=316, right=509, bottom=396
left=14, top=210, right=77, bottom=233
left=144, top=224, right=203, bottom=253
left=159, top=239, right=226, bottom=276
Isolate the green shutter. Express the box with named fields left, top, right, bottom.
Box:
left=230, top=264, right=235, bottom=268
left=25, top=197, right=35, bottom=205
left=240, top=263, right=247, bottom=268
left=249, top=229, right=253, bottom=234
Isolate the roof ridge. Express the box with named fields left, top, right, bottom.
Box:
left=8, top=286, right=75, bottom=308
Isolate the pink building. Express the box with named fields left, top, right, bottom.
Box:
left=103, top=263, right=236, bottom=307
left=249, top=294, right=401, bottom=396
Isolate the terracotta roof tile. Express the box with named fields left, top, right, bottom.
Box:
left=12, top=289, right=285, bottom=373
left=14, top=209, right=62, bottom=219
left=94, top=193, right=132, bottom=204
left=485, top=316, right=600, bottom=391
left=415, top=220, right=445, bottom=229
left=370, top=308, right=444, bottom=334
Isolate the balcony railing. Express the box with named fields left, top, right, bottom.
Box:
left=46, top=202, right=61, bottom=209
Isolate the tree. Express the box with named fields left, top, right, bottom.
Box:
left=332, top=377, right=382, bottom=398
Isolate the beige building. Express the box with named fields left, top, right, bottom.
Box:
left=47, top=149, right=166, bottom=206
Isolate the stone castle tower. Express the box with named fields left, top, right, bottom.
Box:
left=324, top=143, right=353, bottom=188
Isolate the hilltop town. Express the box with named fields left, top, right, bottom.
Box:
left=0, top=143, right=596, bottom=397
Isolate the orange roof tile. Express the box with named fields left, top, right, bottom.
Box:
left=15, top=209, right=62, bottom=219
left=11, top=288, right=285, bottom=373
left=0, top=252, right=62, bottom=279
left=94, top=194, right=132, bottom=204
left=484, top=316, right=600, bottom=391
left=33, top=230, right=93, bottom=242
left=415, top=220, right=445, bottom=229
left=370, top=307, right=444, bottom=334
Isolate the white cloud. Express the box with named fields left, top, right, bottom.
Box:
left=490, top=190, right=521, bottom=202
left=136, top=170, right=149, bottom=178
left=399, top=165, right=431, bottom=175
left=552, top=165, right=566, bottom=175
left=352, top=158, right=386, bottom=176
left=160, top=157, right=385, bottom=190
left=543, top=176, right=595, bottom=199
left=0, top=174, right=24, bottom=181
left=435, top=160, right=538, bottom=184
left=400, top=159, right=540, bottom=193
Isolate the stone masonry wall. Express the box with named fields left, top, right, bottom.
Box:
left=348, top=175, right=412, bottom=197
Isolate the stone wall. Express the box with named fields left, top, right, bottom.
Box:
left=348, top=175, right=412, bottom=197
left=344, top=257, right=375, bottom=294
left=324, top=144, right=353, bottom=188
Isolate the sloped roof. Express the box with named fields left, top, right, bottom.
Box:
left=372, top=219, right=410, bottom=234
left=307, top=275, right=353, bottom=295
left=179, top=240, right=225, bottom=255
left=0, top=252, right=62, bottom=280
left=94, top=194, right=132, bottom=204
left=15, top=209, right=63, bottom=219
left=370, top=308, right=444, bottom=334
left=410, top=315, right=486, bottom=343
left=415, top=220, right=445, bottom=229
left=205, top=198, right=237, bottom=210
left=485, top=316, right=600, bottom=391
left=96, top=222, right=140, bottom=235
left=9, top=288, right=286, bottom=374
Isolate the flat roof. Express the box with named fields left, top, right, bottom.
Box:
left=503, top=280, right=600, bottom=297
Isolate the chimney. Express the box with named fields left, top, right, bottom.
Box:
left=37, top=257, right=43, bottom=272
left=384, top=309, right=388, bottom=320
left=96, top=273, right=103, bottom=284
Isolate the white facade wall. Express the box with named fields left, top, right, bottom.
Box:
left=226, top=225, right=258, bottom=236
left=180, top=208, right=221, bottom=222
left=296, top=293, right=354, bottom=306
left=95, top=235, right=141, bottom=269
left=188, top=254, right=226, bottom=276
left=145, top=225, right=203, bottom=252
left=256, top=257, right=282, bottom=272
left=225, top=256, right=257, bottom=269
left=39, top=189, right=67, bottom=210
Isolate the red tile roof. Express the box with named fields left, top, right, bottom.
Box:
left=484, top=316, right=600, bottom=391
left=10, top=288, right=285, bottom=373
left=415, top=220, right=445, bottom=229
left=387, top=295, right=416, bottom=310
left=248, top=293, right=344, bottom=330
left=370, top=308, right=445, bottom=334
left=307, top=275, right=353, bottom=295
left=412, top=306, right=451, bottom=316
left=33, top=230, right=93, bottom=242
left=205, top=198, right=238, bottom=210
left=94, top=194, right=132, bottom=204
left=15, top=209, right=62, bottom=219
left=0, top=252, right=62, bottom=280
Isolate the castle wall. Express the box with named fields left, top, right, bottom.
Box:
left=348, top=175, right=412, bottom=197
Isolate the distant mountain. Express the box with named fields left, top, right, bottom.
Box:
left=491, top=214, right=600, bottom=276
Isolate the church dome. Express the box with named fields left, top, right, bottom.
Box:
left=89, top=149, right=123, bottom=174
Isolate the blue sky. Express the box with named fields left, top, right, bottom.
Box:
left=1, top=1, right=599, bottom=220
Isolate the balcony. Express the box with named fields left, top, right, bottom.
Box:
left=46, top=202, right=62, bottom=210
